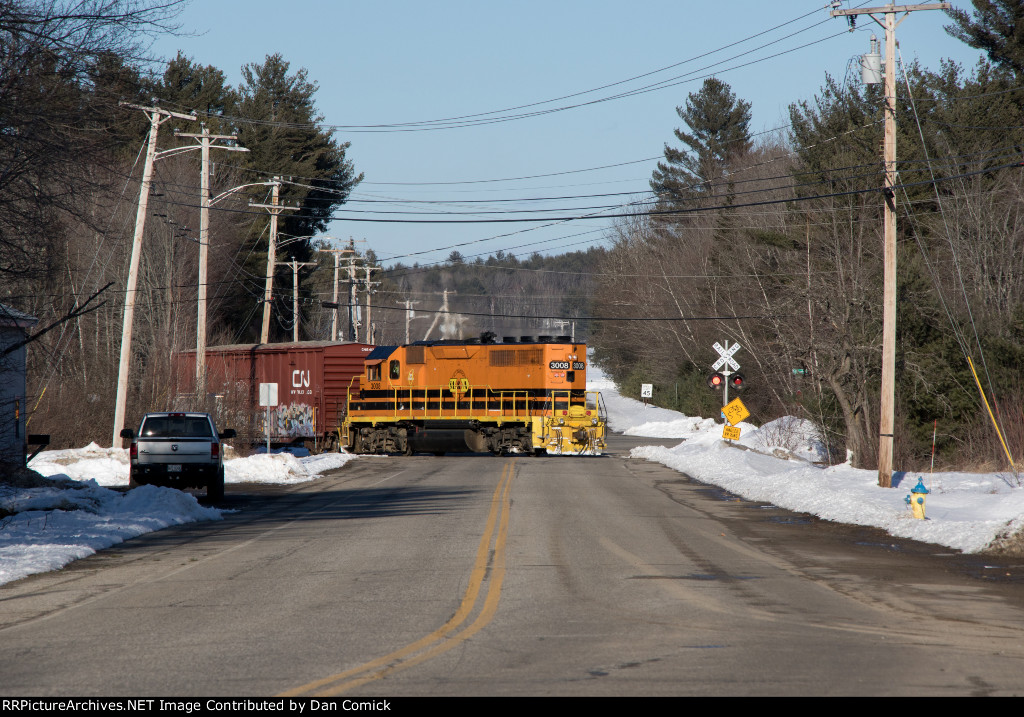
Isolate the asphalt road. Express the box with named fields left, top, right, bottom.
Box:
left=2, top=434, right=1024, bottom=696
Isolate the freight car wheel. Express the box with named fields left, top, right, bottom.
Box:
left=534, top=448, right=547, bottom=457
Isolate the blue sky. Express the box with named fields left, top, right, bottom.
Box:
left=151, top=1, right=985, bottom=267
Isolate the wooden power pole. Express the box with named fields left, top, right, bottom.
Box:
left=112, top=105, right=196, bottom=447
left=318, top=245, right=353, bottom=342
left=363, top=264, right=379, bottom=345
left=250, top=179, right=297, bottom=344
left=830, top=2, right=949, bottom=487
left=174, top=125, right=247, bottom=401
left=277, top=259, right=317, bottom=342
left=400, top=299, right=420, bottom=344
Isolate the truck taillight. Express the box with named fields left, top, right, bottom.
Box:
left=130, top=442, right=137, bottom=459
left=211, top=443, right=220, bottom=459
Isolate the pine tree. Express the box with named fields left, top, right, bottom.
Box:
left=157, top=53, right=238, bottom=135
left=230, top=54, right=363, bottom=341
left=236, top=54, right=362, bottom=258
left=650, top=77, right=753, bottom=205
left=946, top=0, right=1024, bottom=78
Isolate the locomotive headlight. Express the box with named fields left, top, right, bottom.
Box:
left=559, top=418, right=565, bottom=425
left=591, top=418, right=598, bottom=425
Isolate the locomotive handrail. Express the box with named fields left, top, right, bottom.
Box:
left=347, top=383, right=569, bottom=421
left=593, top=390, right=609, bottom=423
left=373, top=384, right=535, bottom=420
left=346, top=382, right=595, bottom=424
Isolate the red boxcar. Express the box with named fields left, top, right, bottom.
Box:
left=174, top=341, right=374, bottom=449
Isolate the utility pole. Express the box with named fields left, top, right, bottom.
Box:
left=422, top=288, right=455, bottom=341
left=363, top=264, right=379, bottom=345
left=318, top=244, right=353, bottom=342
left=277, top=259, right=317, bottom=342
left=112, top=104, right=196, bottom=447
left=400, top=299, right=420, bottom=344
left=347, top=239, right=359, bottom=342
left=830, top=1, right=949, bottom=488
left=552, top=318, right=576, bottom=341
left=318, top=238, right=365, bottom=342
left=250, top=179, right=297, bottom=344
left=175, top=125, right=247, bottom=402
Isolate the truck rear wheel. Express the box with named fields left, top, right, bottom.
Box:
left=207, top=469, right=225, bottom=503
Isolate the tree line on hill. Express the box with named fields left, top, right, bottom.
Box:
left=362, top=248, right=606, bottom=345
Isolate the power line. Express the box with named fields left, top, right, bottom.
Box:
left=173, top=6, right=842, bottom=135
left=152, top=158, right=1024, bottom=226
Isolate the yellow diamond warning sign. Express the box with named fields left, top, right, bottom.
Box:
left=722, top=397, right=750, bottom=426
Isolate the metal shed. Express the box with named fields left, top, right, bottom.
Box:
left=0, top=304, right=38, bottom=465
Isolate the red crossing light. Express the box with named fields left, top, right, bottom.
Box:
left=708, top=372, right=725, bottom=389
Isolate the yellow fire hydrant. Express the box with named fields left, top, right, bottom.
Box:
left=905, top=477, right=930, bottom=520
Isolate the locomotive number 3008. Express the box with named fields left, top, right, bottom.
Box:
left=549, top=361, right=585, bottom=371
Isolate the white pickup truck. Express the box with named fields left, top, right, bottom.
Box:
left=120, top=412, right=236, bottom=502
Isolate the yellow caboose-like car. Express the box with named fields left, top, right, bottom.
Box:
left=341, top=335, right=606, bottom=455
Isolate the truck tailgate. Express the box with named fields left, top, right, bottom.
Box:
left=138, top=438, right=212, bottom=463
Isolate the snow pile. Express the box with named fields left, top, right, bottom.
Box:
left=587, top=362, right=1024, bottom=554
left=0, top=447, right=358, bottom=585
left=0, top=481, right=222, bottom=585
left=29, top=444, right=356, bottom=487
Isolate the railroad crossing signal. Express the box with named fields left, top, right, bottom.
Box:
left=709, top=341, right=746, bottom=397
left=712, top=341, right=741, bottom=372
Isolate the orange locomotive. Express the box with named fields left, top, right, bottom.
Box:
left=341, top=334, right=606, bottom=455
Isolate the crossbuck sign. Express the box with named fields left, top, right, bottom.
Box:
left=711, top=342, right=741, bottom=372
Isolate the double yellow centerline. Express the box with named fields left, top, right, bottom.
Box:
left=280, top=459, right=517, bottom=696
